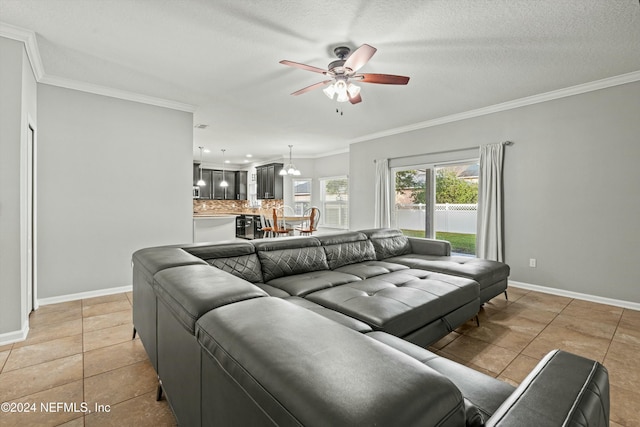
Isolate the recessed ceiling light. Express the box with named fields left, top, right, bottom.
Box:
left=203, top=149, right=211, bottom=153
left=243, top=159, right=249, bottom=163
left=194, top=124, right=208, bottom=129
left=224, top=160, right=230, bottom=164
left=246, top=154, right=252, bottom=158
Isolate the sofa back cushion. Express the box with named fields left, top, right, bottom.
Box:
left=183, top=242, right=264, bottom=283
left=317, top=231, right=377, bottom=270
left=253, top=237, right=329, bottom=282
left=359, top=228, right=412, bottom=260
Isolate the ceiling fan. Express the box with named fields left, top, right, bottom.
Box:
left=279, top=44, right=410, bottom=105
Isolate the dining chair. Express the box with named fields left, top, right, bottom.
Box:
left=259, top=212, right=274, bottom=238
left=295, top=206, right=320, bottom=236
left=272, top=208, right=293, bottom=237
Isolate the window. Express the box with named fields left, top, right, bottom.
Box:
left=393, top=161, right=478, bottom=256
left=320, top=176, right=349, bottom=228
left=292, top=179, right=311, bottom=215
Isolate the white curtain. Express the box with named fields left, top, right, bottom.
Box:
left=476, top=143, right=505, bottom=261
left=374, top=159, right=391, bottom=228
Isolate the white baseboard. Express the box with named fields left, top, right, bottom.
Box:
left=0, top=286, right=132, bottom=346
left=37, top=285, right=133, bottom=307
left=0, top=320, right=29, bottom=346
left=509, top=280, right=640, bottom=311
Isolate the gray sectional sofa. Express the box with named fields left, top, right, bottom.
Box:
left=132, top=228, right=609, bottom=426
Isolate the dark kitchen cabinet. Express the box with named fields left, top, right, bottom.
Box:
left=199, top=169, right=214, bottom=199
left=194, top=163, right=248, bottom=200
left=237, top=171, right=248, bottom=200
left=256, top=163, right=283, bottom=199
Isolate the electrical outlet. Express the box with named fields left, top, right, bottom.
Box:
left=529, top=258, right=537, bottom=268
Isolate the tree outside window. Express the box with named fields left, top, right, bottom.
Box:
left=320, top=177, right=348, bottom=228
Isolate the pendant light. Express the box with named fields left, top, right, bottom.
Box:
left=279, top=145, right=301, bottom=176
left=220, top=149, right=229, bottom=187
left=196, top=146, right=206, bottom=186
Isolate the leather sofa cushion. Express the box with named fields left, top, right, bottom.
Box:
left=317, top=231, right=377, bottom=269
left=184, top=241, right=255, bottom=259
left=285, top=296, right=372, bottom=332
left=196, top=297, right=466, bottom=426
left=253, top=283, right=291, bottom=297
left=266, top=270, right=361, bottom=297
left=334, top=260, right=409, bottom=279
left=254, top=237, right=329, bottom=282
left=359, top=228, right=413, bottom=260
left=486, top=350, right=609, bottom=427
left=385, top=254, right=510, bottom=289
left=184, top=242, right=264, bottom=283
left=132, top=247, right=207, bottom=280
left=367, top=331, right=515, bottom=423
left=306, top=269, right=479, bottom=336
left=154, top=264, right=267, bottom=334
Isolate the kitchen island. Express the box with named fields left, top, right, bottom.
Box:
left=192, top=215, right=238, bottom=243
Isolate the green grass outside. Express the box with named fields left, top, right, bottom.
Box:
left=400, top=229, right=476, bottom=255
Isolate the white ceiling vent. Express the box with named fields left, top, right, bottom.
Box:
left=194, top=124, right=209, bottom=129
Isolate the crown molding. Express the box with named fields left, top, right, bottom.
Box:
left=0, top=21, right=45, bottom=79
left=39, top=74, right=196, bottom=112
left=0, top=21, right=196, bottom=113
left=350, top=69, right=640, bottom=145
left=310, top=147, right=349, bottom=159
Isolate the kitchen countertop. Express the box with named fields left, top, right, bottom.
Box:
left=193, top=214, right=239, bottom=219
left=194, top=210, right=266, bottom=217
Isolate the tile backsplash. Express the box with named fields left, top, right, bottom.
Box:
left=193, top=199, right=283, bottom=214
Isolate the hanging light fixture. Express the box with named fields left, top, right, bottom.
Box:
left=196, top=146, right=206, bottom=186
left=280, top=145, right=301, bottom=176
left=323, top=77, right=360, bottom=103
left=220, top=149, right=229, bottom=187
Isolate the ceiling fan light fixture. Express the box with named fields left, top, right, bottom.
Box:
left=347, top=82, right=360, bottom=97
left=323, top=84, right=336, bottom=99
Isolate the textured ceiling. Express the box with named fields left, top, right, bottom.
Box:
left=2, top=0, right=640, bottom=165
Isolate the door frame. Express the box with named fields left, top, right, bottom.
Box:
left=24, top=115, right=38, bottom=316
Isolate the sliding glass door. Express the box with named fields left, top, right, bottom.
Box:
left=393, top=161, right=479, bottom=255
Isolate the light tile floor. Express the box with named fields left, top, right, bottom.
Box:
left=0, top=287, right=638, bottom=426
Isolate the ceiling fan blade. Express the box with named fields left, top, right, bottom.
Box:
left=349, top=92, right=362, bottom=104
left=356, top=73, right=410, bottom=85
left=291, top=80, right=332, bottom=96
left=344, top=44, right=377, bottom=72
left=279, top=60, right=327, bottom=74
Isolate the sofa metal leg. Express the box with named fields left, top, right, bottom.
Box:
left=156, top=379, right=163, bottom=401
left=475, top=315, right=480, bottom=327
left=131, top=327, right=137, bottom=340
left=504, top=290, right=509, bottom=300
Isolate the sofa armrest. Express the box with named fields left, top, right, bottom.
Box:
left=408, top=237, right=451, bottom=256
left=486, top=350, right=609, bottom=427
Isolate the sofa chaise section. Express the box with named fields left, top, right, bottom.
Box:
left=196, top=297, right=467, bottom=427
left=360, top=228, right=510, bottom=304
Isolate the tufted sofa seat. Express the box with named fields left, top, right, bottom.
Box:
left=360, top=228, right=511, bottom=303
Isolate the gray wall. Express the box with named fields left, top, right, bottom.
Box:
left=350, top=81, right=640, bottom=303
left=0, top=37, right=37, bottom=336
left=37, top=85, right=193, bottom=299
left=0, top=37, right=24, bottom=334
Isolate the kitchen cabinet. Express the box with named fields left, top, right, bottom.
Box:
left=237, top=171, right=248, bottom=200
left=256, top=163, right=283, bottom=199
left=194, top=163, right=248, bottom=200
left=199, top=169, right=214, bottom=199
